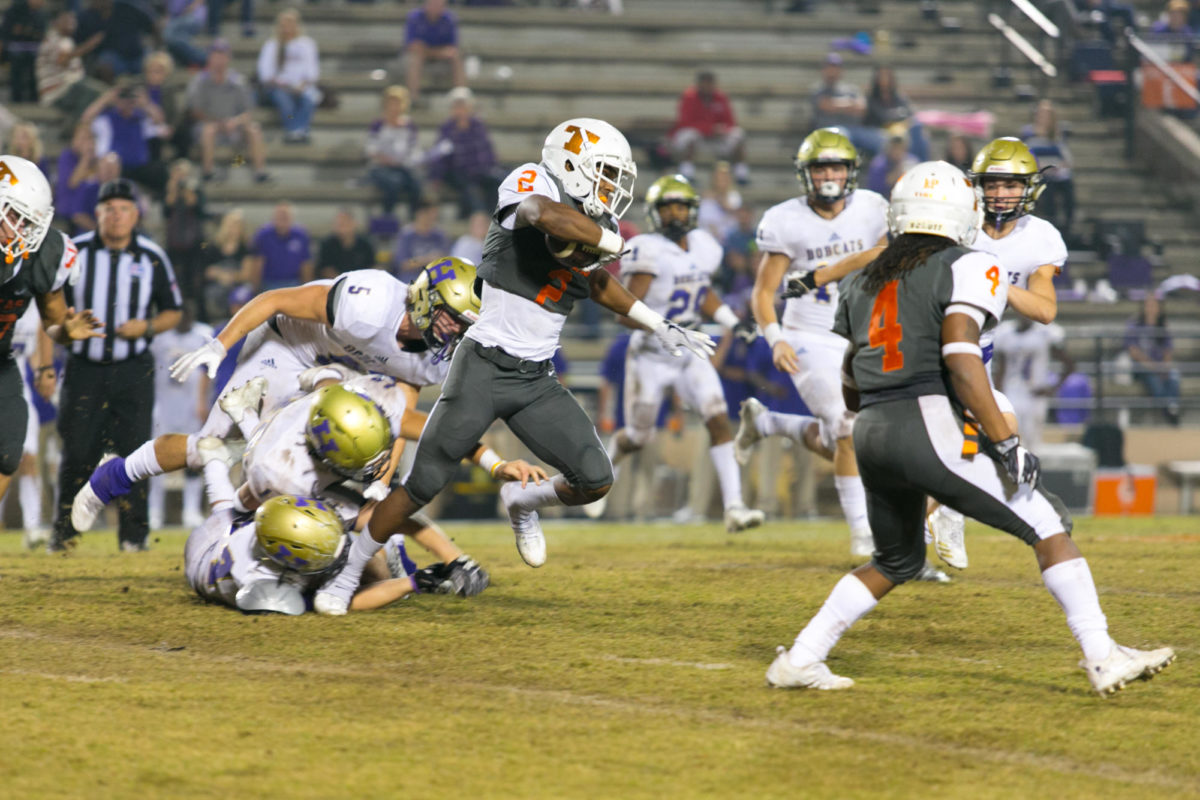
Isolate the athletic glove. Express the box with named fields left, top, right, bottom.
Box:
left=782, top=270, right=819, bottom=299
left=732, top=317, right=759, bottom=345
left=413, top=555, right=490, bottom=598
left=653, top=320, right=716, bottom=359
left=987, top=434, right=1041, bottom=486
left=362, top=480, right=389, bottom=503
left=170, top=337, right=227, bottom=381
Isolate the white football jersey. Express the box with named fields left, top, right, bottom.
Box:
left=992, top=319, right=1064, bottom=399
left=242, top=373, right=408, bottom=525
left=151, top=322, right=214, bottom=431
left=621, top=228, right=723, bottom=355
left=189, top=514, right=321, bottom=609
left=970, top=215, right=1067, bottom=352
left=270, top=269, right=450, bottom=388
left=756, top=190, right=889, bottom=336
left=466, top=162, right=567, bottom=361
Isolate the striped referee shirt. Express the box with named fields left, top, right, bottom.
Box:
left=65, top=232, right=183, bottom=363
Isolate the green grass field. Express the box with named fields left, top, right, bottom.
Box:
left=1, top=516, right=1197, bottom=799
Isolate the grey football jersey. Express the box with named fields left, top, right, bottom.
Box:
left=0, top=231, right=73, bottom=361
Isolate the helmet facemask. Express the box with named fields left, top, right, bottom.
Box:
left=973, top=173, right=1045, bottom=228
left=0, top=195, right=51, bottom=264
left=798, top=160, right=858, bottom=204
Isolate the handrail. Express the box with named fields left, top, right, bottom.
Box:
left=1126, top=27, right=1200, bottom=106
left=987, top=13, right=1058, bottom=77
left=1010, top=0, right=1060, bottom=39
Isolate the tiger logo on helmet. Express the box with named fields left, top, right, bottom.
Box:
left=406, top=256, right=482, bottom=362
left=305, top=384, right=394, bottom=481
left=644, top=174, right=699, bottom=242
left=0, top=155, right=54, bottom=265
left=967, top=137, right=1045, bottom=227
left=254, top=494, right=347, bottom=575
left=541, top=117, right=638, bottom=220
left=795, top=128, right=861, bottom=203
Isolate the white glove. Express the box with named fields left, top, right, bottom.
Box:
left=363, top=480, right=389, bottom=502
left=653, top=320, right=716, bottom=359
left=298, top=364, right=358, bottom=392
left=170, top=337, right=227, bottom=381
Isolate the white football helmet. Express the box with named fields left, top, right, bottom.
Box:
left=0, top=155, right=53, bottom=264
left=887, top=160, right=982, bottom=246
left=541, top=117, right=637, bottom=219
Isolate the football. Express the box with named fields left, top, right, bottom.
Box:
left=545, top=234, right=602, bottom=270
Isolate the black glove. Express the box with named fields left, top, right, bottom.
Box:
left=782, top=270, right=818, bottom=299
left=412, top=555, right=490, bottom=597
left=732, top=317, right=758, bottom=345
left=986, top=434, right=1041, bottom=486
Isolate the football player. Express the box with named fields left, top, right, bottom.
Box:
left=924, top=137, right=1069, bottom=570
left=3, top=304, right=54, bottom=548
left=742, top=128, right=889, bottom=559
left=70, top=257, right=538, bottom=531
left=0, top=155, right=103, bottom=509
left=766, top=161, right=1173, bottom=696
left=585, top=175, right=763, bottom=532
left=309, top=117, right=717, bottom=615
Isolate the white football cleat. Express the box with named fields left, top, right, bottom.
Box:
left=850, top=529, right=874, bottom=558
left=724, top=503, right=765, bottom=533
left=313, top=591, right=349, bottom=616
left=500, top=481, right=546, bottom=567
left=70, top=453, right=118, bottom=532
left=1081, top=644, right=1176, bottom=697
left=582, top=495, right=608, bottom=520
left=915, top=561, right=952, bottom=583
left=735, top=398, right=766, bottom=466
left=196, top=436, right=235, bottom=467
left=218, top=376, right=268, bottom=424
left=929, top=505, right=968, bottom=569
left=22, top=528, right=48, bottom=550
left=766, top=646, right=854, bottom=690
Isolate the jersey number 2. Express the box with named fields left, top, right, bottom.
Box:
left=868, top=280, right=904, bottom=372
left=536, top=268, right=573, bottom=306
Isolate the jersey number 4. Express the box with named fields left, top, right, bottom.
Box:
left=868, top=280, right=904, bottom=372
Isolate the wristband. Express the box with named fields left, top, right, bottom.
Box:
left=763, top=322, right=783, bottom=348
left=489, top=459, right=508, bottom=479
left=626, top=299, right=666, bottom=330
left=712, top=304, right=739, bottom=329
left=941, top=342, right=983, bottom=358
left=596, top=228, right=624, bottom=255
left=478, top=448, right=502, bottom=474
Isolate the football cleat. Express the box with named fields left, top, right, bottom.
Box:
left=724, top=503, right=765, bottom=533
left=915, top=562, right=952, bottom=584
left=1081, top=644, right=1175, bottom=697
left=500, top=481, right=546, bottom=567
left=384, top=533, right=413, bottom=579
left=766, top=646, right=854, bottom=690
left=313, top=590, right=349, bottom=616
left=929, top=505, right=968, bottom=569
left=850, top=528, right=874, bottom=558
left=218, top=376, right=268, bottom=425
left=734, top=397, right=765, bottom=466
left=70, top=454, right=122, bottom=532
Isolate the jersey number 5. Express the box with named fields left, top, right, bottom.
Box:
left=868, top=280, right=904, bottom=372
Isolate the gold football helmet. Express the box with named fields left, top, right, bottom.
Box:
left=795, top=128, right=860, bottom=202
left=305, top=384, right=393, bottom=481
left=406, top=256, right=482, bottom=362
left=254, top=494, right=347, bottom=575
left=645, top=174, right=699, bottom=241
left=967, top=137, right=1045, bottom=225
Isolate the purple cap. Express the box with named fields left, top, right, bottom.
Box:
left=228, top=283, right=253, bottom=307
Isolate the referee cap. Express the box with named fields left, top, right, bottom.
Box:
left=98, top=178, right=138, bottom=204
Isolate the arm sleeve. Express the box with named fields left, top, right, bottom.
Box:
left=948, top=251, right=1008, bottom=323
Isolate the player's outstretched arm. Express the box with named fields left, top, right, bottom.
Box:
left=215, top=283, right=332, bottom=351
left=590, top=270, right=715, bottom=359
left=753, top=252, right=800, bottom=374
left=1005, top=263, right=1058, bottom=325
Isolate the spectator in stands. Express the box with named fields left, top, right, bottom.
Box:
left=250, top=201, right=312, bottom=291
left=1021, top=99, right=1074, bottom=239
left=142, top=52, right=178, bottom=166
left=1151, top=0, right=1195, bottom=63
left=365, top=85, right=422, bottom=221
left=669, top=70, right=749, bottom=185
left=257, top=8, right=320, bottom=144
left=1125, top=293, right=1182, bottom=425
left=76, top=0, right=154, bottom=83
left=316, top=208, right=376, bottom=279
left=8, top=121, right=48, bottom=176
left=1073, top=0, right=1136, bottom=44
left=810, top=52, right=883, bottom=159
left=186, top=39, right=269, bottom=184
left=863, top=134, right=917, bottom=195
left=37, top=10, right=104, bottom=124
left=82, top=82, right=167, bottom=196
left=2, top=0, right=48, bottom=103
left=404, top=0, right=466, bottom=104
left=55, top=122, right=101, bottom=232
left=163, top=0, right=208, bottom=68
left=863, top=65, right=928, bottom=161
left=697, top=161, right=742, bottom=242
left=164, top=158, right=207, bottom=310
left=944, top=132, right=974, bottom=172
left=450, top=209, right=489, bottom=264
left=716, top=204, right=757, bottom=310
left=201, top=208, right=253, bottom=322
left=427, top=87, right=502, bottom=219
left=390, top=200, right=449, bottom=282
left=207, top=0, right=254, bottom=39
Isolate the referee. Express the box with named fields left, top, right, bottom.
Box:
left=50, top=179, right=183, bottom=552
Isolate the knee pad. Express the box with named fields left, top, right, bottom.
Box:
left=572, top=441, right=614, bottom=492
left=871, top=547, right=926, bottom=586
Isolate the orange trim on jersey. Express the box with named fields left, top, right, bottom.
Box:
left=961, top=421, right=980, bottom=457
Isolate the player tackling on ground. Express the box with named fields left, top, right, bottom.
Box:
left=765, top=161, right=1174, bottom=696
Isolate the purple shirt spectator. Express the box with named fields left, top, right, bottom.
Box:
left=1124, top=317, right=1173, bottom=363
left=93, top=106, right=150, bottom=168
left=55, top=148, right=100, bottom=220
left=253, top=223, right=311, bottom=289
left=405, top=6, right=457, bottom=48
left=427, top=115, right=496, bottom=182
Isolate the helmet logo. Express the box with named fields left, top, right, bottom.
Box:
left=0, top=161, right=19, bottom=186
left=923, top=176, right=938, bottom=189
left=309, top=418, right=339, bottom=453
left=562, top=125, right=601, bottom=155
left=427, top=258, right=457, bottom=286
